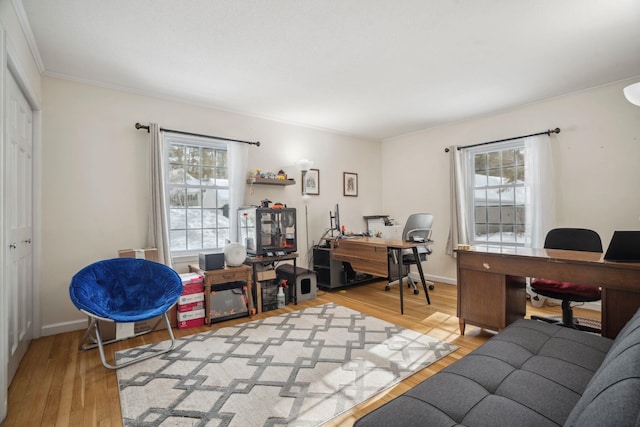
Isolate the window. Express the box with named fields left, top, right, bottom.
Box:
left=165, top=134, right=231, bottom=253
left=468, top=141, right=527, bottom=246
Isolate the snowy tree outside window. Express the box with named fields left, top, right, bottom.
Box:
left=468, top=141, right=528, bottom=246
left=165, top=134, right=231, bottom=252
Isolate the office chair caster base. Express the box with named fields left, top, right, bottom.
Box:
left=413, top=289, right=419, bottom=295
left=531, top=315, right=558, bottom=324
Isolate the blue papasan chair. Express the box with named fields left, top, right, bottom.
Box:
left=69, top=258, right=183, bottom=369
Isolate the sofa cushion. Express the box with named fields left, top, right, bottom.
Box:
left=354, top=318, right=613, bottom=427
left=563, top=308, right=640, bottom=427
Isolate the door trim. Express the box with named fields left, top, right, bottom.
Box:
left=6, top=36, right=42, bottom=341
left=1, top=23, right=42, bottom=422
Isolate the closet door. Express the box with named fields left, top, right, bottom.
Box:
left=5, top=70, right=34, bottom=384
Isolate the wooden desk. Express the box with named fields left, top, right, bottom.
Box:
left=331, top=237, right=431, bottom=313
left=188, top=264, right=253, bottom=324
left=456, top=246, right=640, bottom=339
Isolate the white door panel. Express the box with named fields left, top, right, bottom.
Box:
left=5, top=70, right=33, bottom=385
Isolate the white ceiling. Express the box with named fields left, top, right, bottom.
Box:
left=18, top=0, right=640, bottom=141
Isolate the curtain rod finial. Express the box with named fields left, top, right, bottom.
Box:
left=135, top=122, right=150, bottom=133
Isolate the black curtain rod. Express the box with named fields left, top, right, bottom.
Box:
left=444, top=128, right=560, bottom=152
left=135, top=123, right=260, bottom=147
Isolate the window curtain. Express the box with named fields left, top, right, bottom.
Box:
left=227, top=141, right=248, bottom=242
left=524, top=134, right=555, bottom=248
left=147, top=123, right=172, bottom=266
left=446, top=145, right=470, bottom=256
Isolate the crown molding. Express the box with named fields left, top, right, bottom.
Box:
left=11, top=0, right=45, bottom=73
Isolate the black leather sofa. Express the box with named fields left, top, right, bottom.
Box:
left=355, top=309, right=640, bottom=426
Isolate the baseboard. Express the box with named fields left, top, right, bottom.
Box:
left=409, top=272, right=457, bottom=286
left=427, top=274, right=457, bottom=285
left=580, top=300, right=601, bottom=312
left=41, top=318, right=88, bottom=337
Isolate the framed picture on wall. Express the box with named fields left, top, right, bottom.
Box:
left=343, top=172, right=358, bottom=197
left=302, top=168, right=320, bottom=195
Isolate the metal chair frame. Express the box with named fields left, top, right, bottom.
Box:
left=386, top=214, right=434, bottom=302
left=80, top=310, right=177, bottom=370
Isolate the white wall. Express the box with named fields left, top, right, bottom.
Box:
left=381, top=80, right=640, bottom=283
left=40, top=77, right=381, bottom=335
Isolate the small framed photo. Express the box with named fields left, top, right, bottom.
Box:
left=343, top=172, right=358, bottom=197
left=302, top=168, right=320, bottom=195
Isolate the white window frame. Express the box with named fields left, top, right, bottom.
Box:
left=466, top=140, right=528, bottom=247
left=164, top=133, right=232, bottom=255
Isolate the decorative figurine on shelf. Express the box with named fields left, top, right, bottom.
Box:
left=277, top=169, right=287, bottom=180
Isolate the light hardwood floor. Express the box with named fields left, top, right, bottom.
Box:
left=1, top=280, right=599, bottom=426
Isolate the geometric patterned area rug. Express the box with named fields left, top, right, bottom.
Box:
left=116, top=303, right=457, bottom=426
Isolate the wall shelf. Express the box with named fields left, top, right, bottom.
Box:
left=247, top=178, right=296, bottom=186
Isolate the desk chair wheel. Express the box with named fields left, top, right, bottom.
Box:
left=428, top=284, right=434, bottom=290
left=385, top=285, right=391, bottom=291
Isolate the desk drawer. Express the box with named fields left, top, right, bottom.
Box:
left=457, top=251, right=516, bottom=274
left=208, top=269, right=248, bottom=284
left=332, top=240, right=388, bottom=277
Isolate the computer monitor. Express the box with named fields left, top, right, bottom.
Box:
left=330, top=204, right=342, bottom=236
left=604, top=230, right=640, bottom=262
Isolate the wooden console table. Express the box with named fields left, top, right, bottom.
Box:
left=456, top=246, right=640, bottom=339
left=188, top=264, right=253, bottom=324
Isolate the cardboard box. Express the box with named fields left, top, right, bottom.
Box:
left=178, top=317, right=205, bottom=329
left=177, top=309, right=205, bottom=329
left=256, top=269, right=277, bottom=282
left=118, top=248, right=159, bottom=262
left=178, top=300, right=205, bottom=312
left=181, top=282, right=204, bottom=296
left=177, top=308, right=205, bottom=321
left=178, top=292, right=205, bottom=305
left=94, top=305, right=177, bottom=341
left=178, top=292, right=205, bottom=313
left=179, top=272, right=204, bottom=284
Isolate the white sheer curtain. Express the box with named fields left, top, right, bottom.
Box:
left=447, top=135, right=555, bottom=255
left=147, top=123, right=172, bottom=266
left=227, top=141, right=248, bottom=242
left=446, top=145, right=470, bottom=256
left=524, top=134, right=555, bottom=248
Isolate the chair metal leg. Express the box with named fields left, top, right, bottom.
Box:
left=531, top=314, right=558, bottom=324
left=85, top=311, right=177, bottom=370
left=79, top=315, right=166, bottom=350
left=532, top=301, right=601, bottom=334
left=411, top=248, right=430, bottom=305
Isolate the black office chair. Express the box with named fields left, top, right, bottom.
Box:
left=386, top=213, right=434, bottom=300
left=530, top=228, right=603, bottom=333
